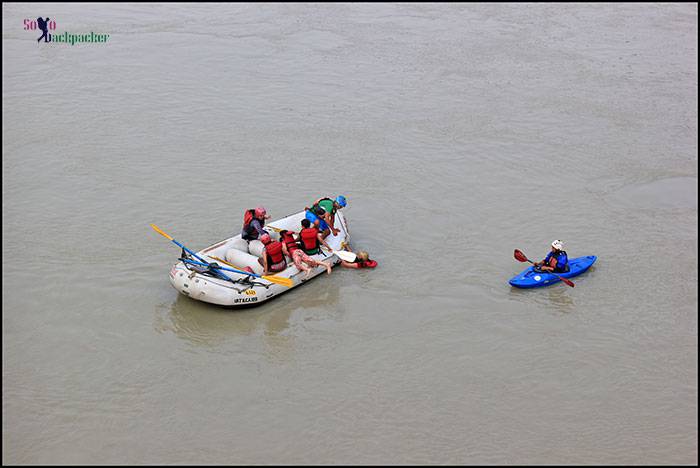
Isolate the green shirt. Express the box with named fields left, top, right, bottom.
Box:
left=317, top=199, right=335, bottom=216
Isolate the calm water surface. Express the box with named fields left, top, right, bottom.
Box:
left=3, top=3, right=697, bottom=464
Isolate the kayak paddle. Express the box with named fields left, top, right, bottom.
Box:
left=208, top=255, right=293, bottom=288
left=150, top=224, right=235, bottom=282
left=513, top=249, right=575, bottom=288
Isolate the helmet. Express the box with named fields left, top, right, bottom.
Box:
left=335, top=195, right=347, bottom=207
left=551, top=239, right=563, bottom=250
left=254, top=206, right=267, bottom=218
left=260, top=233, right=271, bottom=244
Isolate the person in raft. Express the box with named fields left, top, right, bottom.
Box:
left=305, top=195, right=347, bottom=239
left=241, top=206, right=270, bottom=241
left=257, top=234, right=287, bottom=274
left=533, top=239, right=569, bottom=273
left=278, top=229, right=300, bottom=260
left=294, top=218, right=333, bottom=278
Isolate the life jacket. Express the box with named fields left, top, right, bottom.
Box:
left=242, top=209, right=264, bottom=240
left=265, top=241, right=285, bottom=266
left=281, top=232, right=299, bottom=254
left=354, top=259, right=378, bottom=269
left=299, top=227, right=320, bottom=255
left=547, top=250, right=569, bottom=273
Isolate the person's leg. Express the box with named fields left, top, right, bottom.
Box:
left=257, top=257, right=268, bottom=275
left=293, top=250, right=311, bottom=278
left=312, top=217, right=328, bottom=239
left=308, top=258, right=332, bottom=275
left=320, top=260, right=332, bottom=274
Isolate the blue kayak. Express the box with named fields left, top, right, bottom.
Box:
left=509, top=256, right=597, bottom=288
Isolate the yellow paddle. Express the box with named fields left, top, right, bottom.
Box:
left=209, top=255, right=294, bottom=288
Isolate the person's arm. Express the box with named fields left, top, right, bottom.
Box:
left=327, top=212, right=339, bottom=235
left=262, top=250, right=269, bottom=275
left=540, top=255, right=556, bottom=272
left=318, top=234, right=331, bottom=251
left=253, top=219, right=267, bottom=238
left=535, top=253, right=550, bottom=268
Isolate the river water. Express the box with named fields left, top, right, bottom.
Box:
left=3, top=3, right=697, bottom=465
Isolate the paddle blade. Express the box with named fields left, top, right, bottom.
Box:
left=559, top=276, right=575, bottom=288
left=514, top=249, right=529, bottom=263
left=334, top=250, right=356, bottom=262
left=150, top=224, right=173, bottom=241
left=262, top=275, right=294, bottom=288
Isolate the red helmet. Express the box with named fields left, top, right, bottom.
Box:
left=255, top=206, right=267, bottom=218
left=260, top=233, right=271, bottom=244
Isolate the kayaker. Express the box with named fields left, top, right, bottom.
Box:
left=257, top=234, right=287, bottom=274
left=339, top=249, right=378, bottom=269
left=305, top=195, right=347, bottom=239
left=241, top=206, right=270, bottom=241
left=534, top=240, right=569, bottom=273
left=298, top=218, right=332, bottom=256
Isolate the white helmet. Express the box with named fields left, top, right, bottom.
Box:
left=551, top=239, right=563, bottom=250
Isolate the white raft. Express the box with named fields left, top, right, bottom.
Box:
left=168, top=210, right=350, bottom=307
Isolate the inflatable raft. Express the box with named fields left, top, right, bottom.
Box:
left=166, top=210, right=350, bottom=307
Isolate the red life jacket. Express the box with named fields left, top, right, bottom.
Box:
left=353, top=258, right=378, bottom=269
left=299, top=227, right=320, bottom=254
left=243, top=209, right=255, bottom=227
left=281, top=232, right=299, bottom=254
left=358, top=259, right=378, bottom=269
left=242, top=209, right=264, bottom=240
left=265, top=241, right=285, bottom=265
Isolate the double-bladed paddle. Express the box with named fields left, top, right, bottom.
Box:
left=514, top=249, right=575, bottom=288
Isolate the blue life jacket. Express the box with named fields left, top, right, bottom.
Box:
left=544, top=250, right=569, bottom=273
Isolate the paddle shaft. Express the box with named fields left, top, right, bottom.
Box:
left=184, top=258, right=293, bottom=287
left=182, top=258, right=261, bottom=276
left=208, top=256, right=272, bottom=280
left=151, top=224, right=234, bottom=282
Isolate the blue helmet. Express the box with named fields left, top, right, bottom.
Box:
left=335, top=195, right=347, bottom=207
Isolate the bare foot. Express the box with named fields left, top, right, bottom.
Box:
left=325, top=264, right=332, bottom=275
